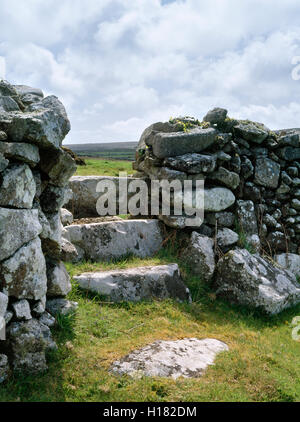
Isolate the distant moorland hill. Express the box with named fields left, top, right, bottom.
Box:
left=65, top=142, right=138, bottom=161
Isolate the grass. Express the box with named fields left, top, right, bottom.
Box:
left=77, top=150, right=135, bottom=161
left=75, top=158, right=134, bottom=177
left=1, top=240, right=300, bottom=402
left=66, top=143, right=137, bottom=161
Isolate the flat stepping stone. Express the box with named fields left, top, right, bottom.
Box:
left=111, top=338, right=229, bottom=379
left=74, top=264, right=191, bottom=302
left=63, top=219, right=163, bottom=261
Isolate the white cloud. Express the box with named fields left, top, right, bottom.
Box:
left=0, top=0, right=111, bottom=46
left=0, top=0, right=300, bottom=143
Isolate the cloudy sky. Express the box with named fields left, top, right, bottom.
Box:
left=1, top=0, right=300, bottom=144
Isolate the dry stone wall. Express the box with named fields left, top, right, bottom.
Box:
left=66, top=175, right=142, bottom=218
left=133, top=108, right=300, bottom=256
left=131, top=108, right=300, bottom=315
left=0, top=80, right=77, bottom=381
left=61, top=107, right=300, bottom=315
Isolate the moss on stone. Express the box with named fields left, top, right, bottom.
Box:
left=168, top=116, right=211, bottom=132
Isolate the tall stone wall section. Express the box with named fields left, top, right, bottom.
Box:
left=0, top=80, right=77, bottom=382
left=133, top=108, right=300, bottom=256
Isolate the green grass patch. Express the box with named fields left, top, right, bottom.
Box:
left=75, top=158, right=134, bottom=177
left=234, top=220, right=257, bottom=254
left=1, top=241, right=300, bottom=402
